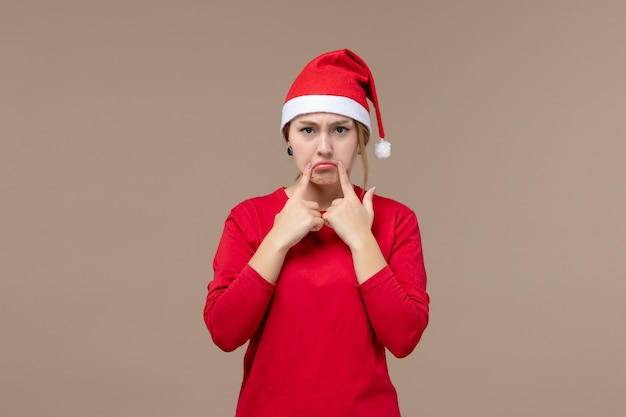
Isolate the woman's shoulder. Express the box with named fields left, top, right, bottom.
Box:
left=355, top=186, right=415, bottom=216
left=228, top=187, right=288, bottom=217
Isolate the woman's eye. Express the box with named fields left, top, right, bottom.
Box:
left=301, top=127, right=314, bottom=134
left=335, top=126, right=349, bottom=134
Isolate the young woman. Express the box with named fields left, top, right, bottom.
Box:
left=204, top=49, right=430, bottom=417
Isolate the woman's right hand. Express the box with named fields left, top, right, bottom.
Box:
left=248, top=163, right=322, bottom=284
left=271, top=163, right=324, bottom=250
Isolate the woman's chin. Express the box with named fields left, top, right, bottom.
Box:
left=310, top=172, right=339, bottom=186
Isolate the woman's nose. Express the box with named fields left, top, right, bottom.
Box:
left=317, top=134, right=332, bottom=155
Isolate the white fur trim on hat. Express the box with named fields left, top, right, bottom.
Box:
left=281, top=95, right=371, bottom=133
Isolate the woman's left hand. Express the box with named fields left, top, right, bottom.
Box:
left=322, top=161, right=376, bottom=249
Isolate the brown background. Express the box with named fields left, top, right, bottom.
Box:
left=2, top=1, right=625, bottom=416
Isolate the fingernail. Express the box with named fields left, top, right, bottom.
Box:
left=305, top=162, right=311, bottom=169
left=338, top=161, right=344, bottom=168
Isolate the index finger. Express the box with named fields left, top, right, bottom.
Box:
left=292, top=162, right=312, bottom=200
left=337, top=161, right=357, bottom=198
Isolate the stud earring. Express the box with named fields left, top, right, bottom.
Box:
left=287, top=146, right=293, bottom=156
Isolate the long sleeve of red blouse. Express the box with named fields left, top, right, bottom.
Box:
left=203, top=200, right=277, bottom=352
left=358, top=206, right=430, bottom=358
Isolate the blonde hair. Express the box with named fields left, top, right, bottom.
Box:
left=282, top=119, right=371, bottom=189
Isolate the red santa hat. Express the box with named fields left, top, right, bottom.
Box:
left=281, top=49, right=391, bottom=159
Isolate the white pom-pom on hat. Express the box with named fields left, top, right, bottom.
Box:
left=281, top=49, right=392, bottom=158
left=374, top=139, right=391, bottom=159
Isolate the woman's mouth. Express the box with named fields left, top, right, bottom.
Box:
left=313, top=161, right=337, bottom=171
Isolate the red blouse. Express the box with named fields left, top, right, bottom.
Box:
left=204, top=187, right=429, bottom=417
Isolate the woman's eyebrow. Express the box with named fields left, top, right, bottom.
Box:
left=329, top=119, right=353, bottom=127
left=295, top=119, right=319, bottom=126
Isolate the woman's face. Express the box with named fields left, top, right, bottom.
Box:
left=287, top=112, right=359, bottom=186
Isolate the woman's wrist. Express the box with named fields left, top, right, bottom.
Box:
left=346, top=228, right=377, bottom=252
left=264, top=228, right=293, bottom=254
